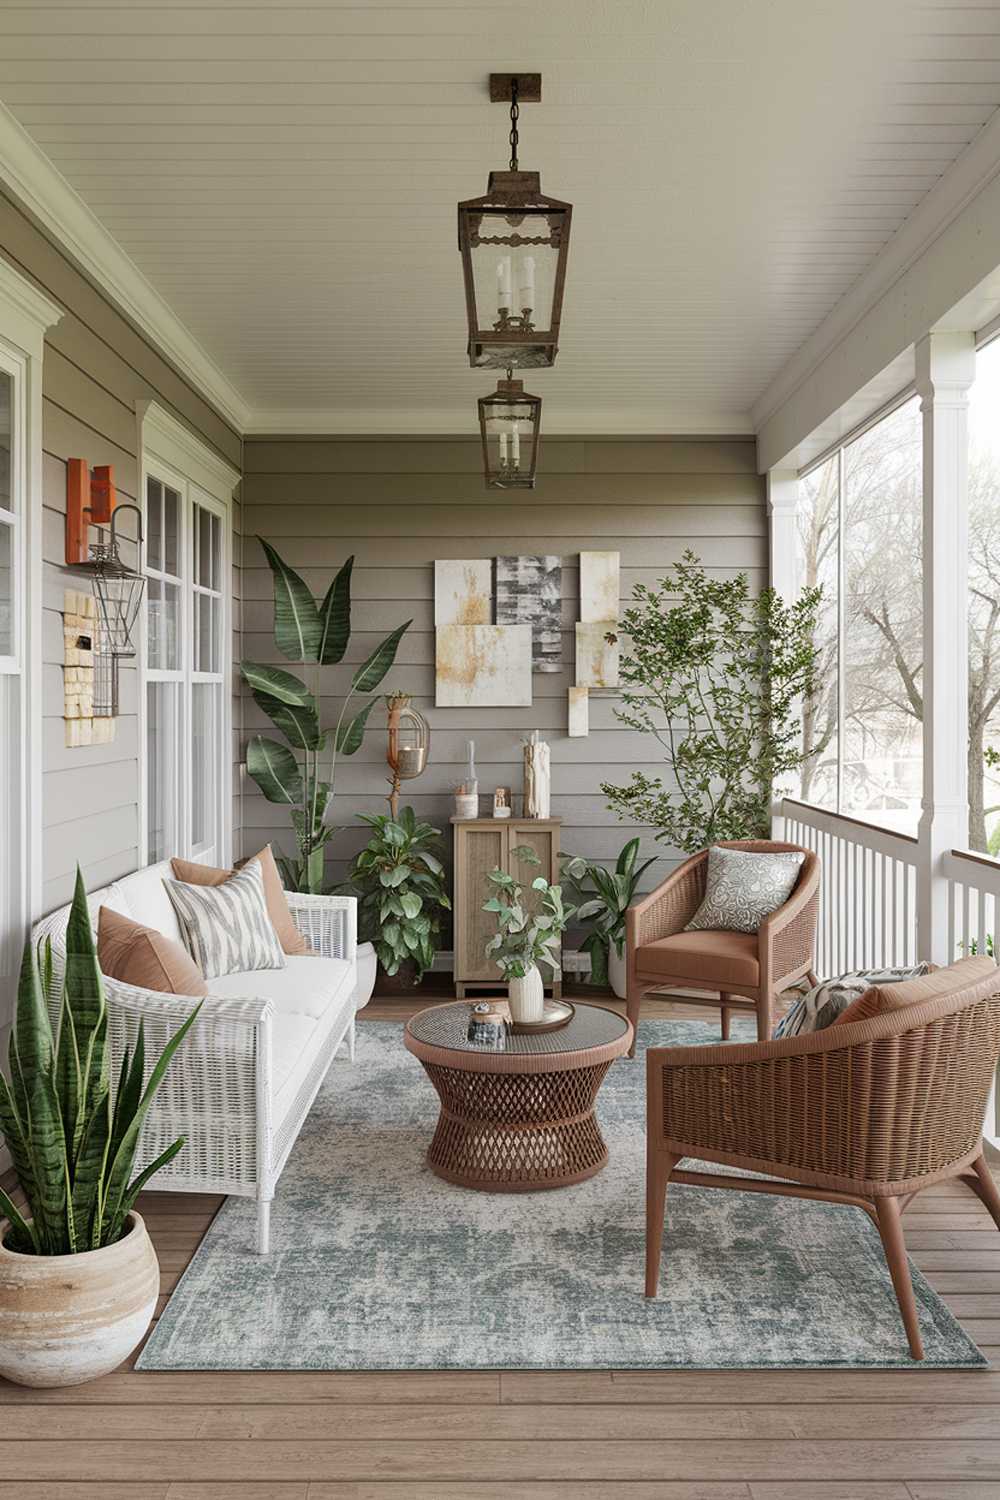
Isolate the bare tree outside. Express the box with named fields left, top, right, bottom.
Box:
left=797, top=377, right=1000, bottom=855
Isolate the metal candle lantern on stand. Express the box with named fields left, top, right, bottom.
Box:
left=385, top=692, right=429, bottom=819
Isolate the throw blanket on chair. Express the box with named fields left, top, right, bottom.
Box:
left=776, top=961, right=935, bottom=1038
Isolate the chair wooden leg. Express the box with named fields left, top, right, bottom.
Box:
left=645, top=1149, right=680, bottom=1298
left=965, top=1155, right=1000, bottom=1231
left=874, top=1196, right=924, bottom=1360
left=720, top=994, right=731, bottom=1041
left=626, top=982, right=642, bottom=1058
left=756, top=990, right=774, bottom=1042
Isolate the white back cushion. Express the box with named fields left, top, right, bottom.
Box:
left=114, top=861, right=184, bottom=946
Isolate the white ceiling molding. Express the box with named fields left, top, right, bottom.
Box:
left=0, top=252, right=62, bottom=348
left=0, top=101, right=251, bottom=434
left=754, top=109, right=1000, bottom=472
left=138, top=399, right=240, bottom=500
left=244, top=407, right=755, bottom=438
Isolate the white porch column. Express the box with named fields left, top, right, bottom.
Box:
left=767, top=469, right=801, bottom=825
left=915, top=331, right=975, bottom=963
left=767, top=468, right=799, bottom=605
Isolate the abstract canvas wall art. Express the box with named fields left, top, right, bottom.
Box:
left=435, top=623, right=533, bottom=707
left=579, top=550, right=620, bottom=623
left=434, top=560, right=492, bottom=625
left=568, top=686, right=589, bottom=737
left=575, top=622, right=620, bottom=689
left=495, top=554, right=562, bottom=673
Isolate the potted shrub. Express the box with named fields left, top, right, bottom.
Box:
left=483, top=846, right=575, bottom=1023
left=0, top=871, right=200, bottom=1388
left=344, top=807, right=450, bottom=991
left=561, top=838, right=657, bottom=998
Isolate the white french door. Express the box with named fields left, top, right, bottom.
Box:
left=143, top=463, right=229, bottom=868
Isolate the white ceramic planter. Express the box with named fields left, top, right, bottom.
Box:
left=608, top=941, right=627, bottom=1000
left=353, top=940, right=377, bottom=1010
left=0, top=1211, right=159, bottom=1388
left=508, top=964, right=545, bottom=1023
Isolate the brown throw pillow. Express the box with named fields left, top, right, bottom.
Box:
left=834, top=954, right=995, bottom=1027
left=98, top=906, right=208, bottom=996
left=170, top=845, right=311, bottom=955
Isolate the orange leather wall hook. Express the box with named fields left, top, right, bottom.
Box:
left=66, top=460, right=117, bottom=565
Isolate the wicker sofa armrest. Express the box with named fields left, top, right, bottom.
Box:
left=285, top=892, right=357, bottom=962
left=627, top=851, right=708, bottom=950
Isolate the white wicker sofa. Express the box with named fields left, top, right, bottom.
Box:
left=32, top=860, right=359, bottom=1254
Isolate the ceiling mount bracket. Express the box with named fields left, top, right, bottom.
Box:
left=489, top=73, right=541, bottom=103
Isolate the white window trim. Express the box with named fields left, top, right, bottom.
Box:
left=136, top=400, right=239, bottom=869
left=0, top=258, right=61, bottom=959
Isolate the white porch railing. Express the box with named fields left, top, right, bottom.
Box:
left=776, top=798, right=919, bottom=978
left=776, top=798, right=1000, bottom=1146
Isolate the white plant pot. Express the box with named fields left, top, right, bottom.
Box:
left=508, top=964, right=545, bottom=1024
left=0, top=1211, right=159, bottom=1388
left=353, top=940, right=377, bottom=1010
left=608, top=941, right=627, bottom=1000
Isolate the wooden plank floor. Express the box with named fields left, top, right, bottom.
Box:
left=3, top=987, right=1000, bottom=1498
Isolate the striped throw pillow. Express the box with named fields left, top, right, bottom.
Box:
left=165, top=859, right=286, bottom=979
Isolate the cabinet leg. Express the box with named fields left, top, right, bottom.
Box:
left=552, top=981, right=562, bottom=1001
left=456, top=982, right=466, bottom=999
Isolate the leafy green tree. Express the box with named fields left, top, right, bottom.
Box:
left=601, top=551, right=821, bottom=852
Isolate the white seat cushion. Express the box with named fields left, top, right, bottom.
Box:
left=206, top=955, right=355, bottom=1126
left=206, top=955, right=352, bottom=1020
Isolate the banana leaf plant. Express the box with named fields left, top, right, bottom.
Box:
left=0, top=870, right=200, bottom=1256
left=242, top=538, right=411, bottom=893
left=561, top=838, right=657, bottom=987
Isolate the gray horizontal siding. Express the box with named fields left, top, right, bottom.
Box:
left=0, top=189, right=243, bottom=928
left=240, top=436, right=765, bottom=916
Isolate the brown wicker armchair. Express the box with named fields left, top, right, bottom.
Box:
left=644, top=956, right=1000, bottom=1360
left=625, top=839, right=819, bottom=1056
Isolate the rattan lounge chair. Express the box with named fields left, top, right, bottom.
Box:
left=644, top=956, right=1000, bottom=1360
left=625, top=839, right=820, bottom=1055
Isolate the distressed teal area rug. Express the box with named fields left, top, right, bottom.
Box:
left=138, top=1019, right=987, bottom=1371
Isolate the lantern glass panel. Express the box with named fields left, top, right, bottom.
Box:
left=470, top=209, right=560, bottom=367
left=483, top=397, right=538, bottom=486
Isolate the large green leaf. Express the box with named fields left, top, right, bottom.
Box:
left=259, top=537, right=321, bottom=663
left=246, top=736, right=304, bottom=805
left=9, top=941, right=66, bottom=1252
left=240, top=661, right=312, bottom=707
left=317, top=555, right=353, bottom=665
left=0, top=1182, right=36, bottom=1254
left=254, top=691, right=324, bottom=752
left=70, top=1079, right=111, bottom=1250
left=334, top=697, right=378, bottom=756
left=351, top=621, right=411, bottom=693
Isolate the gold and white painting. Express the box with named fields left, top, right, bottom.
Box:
left=579, top=550, right=620, bottom=624
left=568, top=686, right=589, bottom=737
left=434, top=560, right=492, bottom=625
left=575, top=622, right=620, bottom=689
left=435, top=623, right=533, bottom=707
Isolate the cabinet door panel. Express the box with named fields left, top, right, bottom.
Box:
left=454, top=824, right=508, bottom=981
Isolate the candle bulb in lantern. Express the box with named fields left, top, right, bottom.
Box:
left=498, top=431, right=508, bottom=467
left=519, top=254, right=535, bottom=312
left=511, top=426, right=521, bottom=468
left=496, top=256, right=512, bottom=312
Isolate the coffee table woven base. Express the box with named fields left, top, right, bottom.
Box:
left=404, top=1002, right=633, bottom=1193
left=423, top=1058, right=616, bottom=1190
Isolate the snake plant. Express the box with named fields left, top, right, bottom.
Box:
left=0, top=870, right=200, bottom=1256
left=242, top=538, right=411, bottom=893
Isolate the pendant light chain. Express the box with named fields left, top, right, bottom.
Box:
left=508, top=77, right=519, bottom=171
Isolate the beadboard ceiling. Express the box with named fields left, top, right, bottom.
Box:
left=1, top=0, right=1000, bottom=434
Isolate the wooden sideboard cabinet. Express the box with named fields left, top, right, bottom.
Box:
left=451, top=817, right=562, bottom=1000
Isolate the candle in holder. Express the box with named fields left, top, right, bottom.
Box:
left=496, top=256, right=512, bottom=311
left=519, top=254, right=535, bottom=312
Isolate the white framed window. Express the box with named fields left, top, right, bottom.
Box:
left=0, top=262, right=61, bottom=1043
left=138, top=402, right=238, bottom=870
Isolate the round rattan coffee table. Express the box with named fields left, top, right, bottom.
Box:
left=404, top=1001, right=633, bottom=1192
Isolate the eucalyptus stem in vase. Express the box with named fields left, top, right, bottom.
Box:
left=482, top=846, right=576, bottom=1023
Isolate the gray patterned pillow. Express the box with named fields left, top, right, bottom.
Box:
left=165, top=859, right=285, bottom=978
left=685, top=845, right=805, bottom=935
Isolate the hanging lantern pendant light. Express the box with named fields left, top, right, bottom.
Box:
left=81, top=502, right=147, bottom=659
left=458, top=74, right=572, bottom=369
left=479, top=368, right=541, bottom=489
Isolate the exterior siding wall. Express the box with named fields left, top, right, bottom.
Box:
left=0, top=190, right=243, bottom=915
left=240, top=436, right=766, bottom=913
